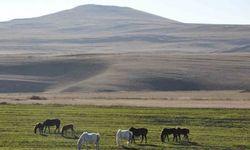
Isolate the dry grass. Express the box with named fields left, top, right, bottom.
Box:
left=1, top=90, right=250, bottom=108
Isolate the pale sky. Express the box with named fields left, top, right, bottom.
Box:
left=0, top=0, right=249, bottom=24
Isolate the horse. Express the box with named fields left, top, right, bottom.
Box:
left=61, top=124, right=75, bottom=137
left=176, top=128, right=190, bottom=141
left=43, top=119, right=61, bottom=133
left=34, top=122, right=44, bottom=134
left=77, top=132, right=100, bottom=150
left=129, top=127, right=148, bottom=143
left=116, top=129, right=133, bottom=146
left=160, top=128, right=178, bottom=142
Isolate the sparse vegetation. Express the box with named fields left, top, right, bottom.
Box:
left=0, top=104, right=249, bottom=149
left=0, top=101, right=8, bottom=105
left=30, top=95, right=47, bottom=100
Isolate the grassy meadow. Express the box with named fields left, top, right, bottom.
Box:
left=0, top=104, right=249, bottom=149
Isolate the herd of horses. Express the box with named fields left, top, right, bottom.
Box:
left=34, top=119, right=190, bottom=150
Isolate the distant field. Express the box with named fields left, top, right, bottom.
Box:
left=0, top=53, right=250, bottom=93
left=1, top=91, right=250, bottom=108
left=0, top=104, right=249, bottom=149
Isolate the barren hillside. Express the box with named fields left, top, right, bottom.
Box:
left=0, top=4, right=249, bottom=54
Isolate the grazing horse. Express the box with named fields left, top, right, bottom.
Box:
left=161, top=128, right=178, bottom=142
left=34, top=123, right=44, bottom=134
left=176, top=128, right=190, bottom=141
left=116, top=129, right=133, bottom=146
left=129, top=127, right=148, bottom=143
left=43, top=119, right=61, bottom=133
left=61, top=124, right=75, bottom=136
left=77, top=132, right=100, bottom=150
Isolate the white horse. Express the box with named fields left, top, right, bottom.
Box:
left=77, top=132, right=100, bottom=150
left=116, top=129, right=133, bottom=146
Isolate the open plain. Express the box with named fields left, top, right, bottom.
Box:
left=0, top=4, right=250, bottom=150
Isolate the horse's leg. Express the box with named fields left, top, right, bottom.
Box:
left=143, top=135, right=147, bottom=143
left=162, top=134, right=166, bottom=143
left=131, top=135, right=135, bottom=144
left=62, top=129, right=64, bottom=136
left=72, top=128, right=76, bottom=137
left=77, top=143, right=81, bottom=150
left=141, top=135, right=144, bottom=143
left=116, top=138, right=119, bottom=146
left=37, top=128, right=40, bottom=134
left=58, top=124, right=60, bottom=133
left=176, top=134, right=180, bottom=142
left=95, top=142, right=99, bottom=150
left=54, top=126, right=57, bottom=133
left=173, top=134, right=177, bottom=142
left=185, top=134, right=189, bottom=141
left=44, top=126, right=47, bottom=133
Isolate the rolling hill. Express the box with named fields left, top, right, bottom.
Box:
left=0, top=4, right=250, bottom=54
left=0, top=5, right=250, bottom=93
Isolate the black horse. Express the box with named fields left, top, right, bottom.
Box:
left=34, top=122, right=44, bottom=134
left=129, top=127, right=148, bottom=143
left=176, top=128, right=190, bottom=141
left=43, top=119, right=61, bottom=133
left=61, top=124, right=75, bottom=137
left=160, top=128, right=178, bottom=142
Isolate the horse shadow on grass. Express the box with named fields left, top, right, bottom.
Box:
left=137, top=143, right=160, bottom=147
left=40, top=134, right=48, bottom=137
left=173, top=141, right=200, bottom=147
left=122, top=144, right=160, bottom=150
left=62, top=134, right=79, bottom=139
left=121, top=146, right=137, bottom=150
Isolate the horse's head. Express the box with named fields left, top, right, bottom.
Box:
left=34, top=123, right=43, bottom=134
left=40, top=123, right=44, bottom=130
left=129, top=127, right=135, bottom=131
left=34, top=123, right=39, bottom=134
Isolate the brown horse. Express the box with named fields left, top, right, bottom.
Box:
left=43, top=119, right=61, bottom=133
left=129, top=127, right=148, bottom=143
left=176, top=127, right=190, bottom=141
left=61, top=124, right=75, bottom=136
left=161, top=128, right=178, bottom=142
left=34, top=122, right=44, bottom=134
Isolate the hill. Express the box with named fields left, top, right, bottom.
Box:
left=0, top=53, right=250, bottom=93
left=0, top=4, right=249, bottom=54
left=0, top=5, right=250, bottom=93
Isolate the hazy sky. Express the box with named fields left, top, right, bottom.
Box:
left=0, top=0, right=249, bottom=24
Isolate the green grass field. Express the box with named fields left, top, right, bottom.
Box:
left=0, top=104, right=250, bottom=150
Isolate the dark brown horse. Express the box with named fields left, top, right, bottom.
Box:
left=129, top=127, right=148, bottom=143
left=160, top=128, right=178, bottom=142
left=176, top=128, right=190, bottom=141
left=34, top=122, right=44, bottom=134
left=61, top=124, right=75, bottom=136
left=43, top=119, right=61, bottom=133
